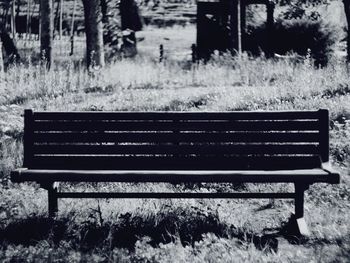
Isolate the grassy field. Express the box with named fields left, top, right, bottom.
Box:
left=0, top=26, right=350, bottom=262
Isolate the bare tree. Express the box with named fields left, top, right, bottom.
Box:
left=40, top=0, right=54, bottom=69
left=82, top=0, right=105, bottom=69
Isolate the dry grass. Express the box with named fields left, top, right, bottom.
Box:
left=0, top=32, right=349, bottom=262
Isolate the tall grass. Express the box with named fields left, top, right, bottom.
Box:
left=0, top=53, right=349, bottom=262
left=1, top=53, right=349, bottom=163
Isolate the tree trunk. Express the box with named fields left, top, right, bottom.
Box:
left=100, top=0, right=112, bottom=44
left=40, top=0, right=54, bottom=69
left=59, top=0, right=63, bottom=40
left=0, top=31, right=20, bottom=61
left=26, top=0, right=30, bottom=39
left=120, top=0, right=143, bottom=31
left=11, top=0, right=16, bottom=40
left=0, top=40, right=4, bottom=74
left=120, top=0, right=142, bottom=57
left=343, top=0, right=350, bottom=62
left=82, top=0, right=105, bottom=69
left=54, top=0, right=60, bottom=39
left=266, top=1, right=275, bottom=58
left=2, top=1, right=10, bottom=32
left=70, top=0, right=77, bottom=56
left=237, top=0, right=242, bottom=55
left=100, top=0, right=108, bottom=24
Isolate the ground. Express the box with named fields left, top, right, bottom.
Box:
left=0, top=25, right=349, bottom=262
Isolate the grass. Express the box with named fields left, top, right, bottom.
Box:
left=0, top=29, right=349, bottom=262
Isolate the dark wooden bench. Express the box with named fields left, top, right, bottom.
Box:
left=11, top=109, right=340, bottom=235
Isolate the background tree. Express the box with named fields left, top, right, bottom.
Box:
left=40, top=0, right=54, bottom=69
left=82, top=0, right=105, bottom=69
left=280, top=0, right=350, bottom=61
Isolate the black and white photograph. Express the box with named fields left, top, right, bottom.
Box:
left=0, top=0, right=349, bottom=262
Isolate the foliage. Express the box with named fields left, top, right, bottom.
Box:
left=244, top=16, right=339, bottom=66
left=280, top=2, right=322, bottom=20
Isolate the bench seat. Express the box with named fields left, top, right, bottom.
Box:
left=12, top=168, right=340, bottom=184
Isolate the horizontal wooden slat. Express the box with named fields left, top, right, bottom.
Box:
left=32, top=132, right=319, bottom=143
left=28, top=155, right=322, bottom=170
left=32, top=120, right=320, bottom=132
left=32, top=144, right=320, bottom=155
left=33, top=111, right=320, bottom=121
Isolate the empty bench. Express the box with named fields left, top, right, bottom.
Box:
left=11, top=109, right=340, bottom=235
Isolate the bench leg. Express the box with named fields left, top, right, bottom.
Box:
left=294, top=183, right=310, bottom=237
left=48, top=183, right=58, bottom=217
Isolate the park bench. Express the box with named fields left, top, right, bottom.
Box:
left=11, top=109, right=340, bottom=235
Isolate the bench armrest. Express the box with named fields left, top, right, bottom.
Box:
left=321, top=162, right=338, bottom=173
left=10, top=168, right=28, bottom=183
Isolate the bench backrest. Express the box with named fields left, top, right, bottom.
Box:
left=23, top=110, right=329, bottom=170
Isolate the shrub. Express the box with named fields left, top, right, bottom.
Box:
left=244, top=17, right=339, bottom=66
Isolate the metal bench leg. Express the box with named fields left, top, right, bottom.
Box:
left=48, top=183, right=58, bottom=217
left=294, top=183, right=310, bottom=236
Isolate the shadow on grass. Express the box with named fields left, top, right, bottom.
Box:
left=0, top=217, right=68, bottom=245
left=0, top=209, right=316, bottom=253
